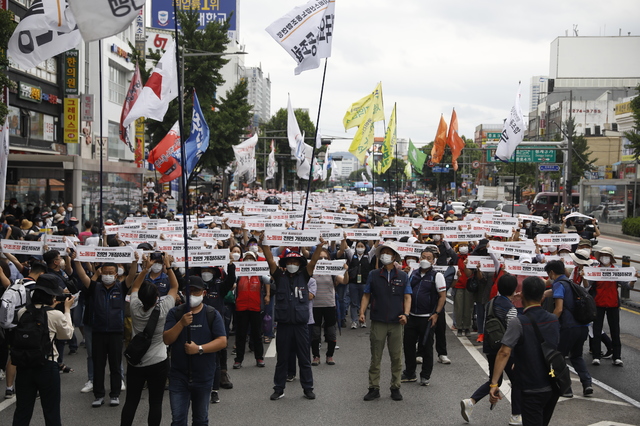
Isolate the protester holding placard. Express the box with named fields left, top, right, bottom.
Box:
left=588, top=247, right=628, bottom=367
left=453, top=243, right=474, bottom=337
left=340, top=239, right=374, bottom=329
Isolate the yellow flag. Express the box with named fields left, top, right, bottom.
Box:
left=378, top=104, right=397, bottom=174
left=343, top=82, right=384, bottom=130
left=347, top=83, right=384, bottom=162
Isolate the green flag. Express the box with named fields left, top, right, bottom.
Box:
left=407, top=139, right=426, bottom=171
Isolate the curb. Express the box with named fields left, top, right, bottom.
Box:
left=621, top=299, right=640, bottom=311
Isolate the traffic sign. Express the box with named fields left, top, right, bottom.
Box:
left=538, top=164, right=560, bottom=172
left=487, top=132, right=502, bottom=140
left=461, top=174, right=471, bottom=178
left=472, top=160, right=480, bottom=169
left=426, top=160, right=435, bottom=168
left=486, top=146, right=556, bottom=163
left=432, top=167, right=448, bottom=173
left=461, top=182, right=467, bottom=188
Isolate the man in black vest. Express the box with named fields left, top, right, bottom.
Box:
left=490, top=276, right=560, bottom=426
left=360, top=241, right=411, bottom=402
left=261, top=237, right=325, bottom=401
left=402, top=249, right=446, bottom=386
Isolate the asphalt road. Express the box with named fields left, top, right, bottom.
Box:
left=2, top=296, right=639, bottom=425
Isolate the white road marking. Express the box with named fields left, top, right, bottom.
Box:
left=567, top=365, right=640, bottom=409
left=589, top=422, right=637, bottom=426
left=558, top=395, right=631, bottom=407
left=0, top=396, right=16, bottom=412
left=265, top=337, right=277, bottom=358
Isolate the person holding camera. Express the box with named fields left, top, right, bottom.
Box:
left=11, top=273, right=75, bottom=426
left=73, top=256, right=137, bottom=408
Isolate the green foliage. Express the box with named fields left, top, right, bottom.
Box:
left=622, top=216, right=640, bottom=237
left=129, top=9, right=250, bottom=179
left=623, top=84, right=640, bottom=160
left=260, top=107, right=318, bottom=189
left=373, top=157, right=407, bottom=193
left=0, top=9, right=17, bottom=122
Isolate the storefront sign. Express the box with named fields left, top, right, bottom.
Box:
left=111, top=44, right=131, bottom=62
left=135, top=118, right=144, bottom=167
left=135, top=8, right=145, bottom=41
left=64, top=98, right=79, bottom=143
left=19, top=82, right=42, bottom=103
left=64, top=50, right=79, bottom=95
left=82, top=94, right=94, bottom=122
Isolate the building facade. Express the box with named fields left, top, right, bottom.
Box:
left=243, top=65, right=271, bottom=131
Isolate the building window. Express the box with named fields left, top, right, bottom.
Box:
left=108, top=121, right=127, bottom=159
left=109, top=65, right=127, bottom=104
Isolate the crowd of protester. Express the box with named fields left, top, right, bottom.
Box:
left=0, top=189, right=636, bottom=426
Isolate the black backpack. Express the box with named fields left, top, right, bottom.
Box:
left=11, top=305, right=53, bottom=368
left=124, top=305, right=161, bottom=366
left=484, top=298, right=506, bottom=350
left=562, top=279, right=597, bottom=324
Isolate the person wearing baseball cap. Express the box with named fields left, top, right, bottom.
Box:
left=360, top=241, right=411, bottom=402
left=163, top=275, right=227, bottom=422
left=261, top=235, right=327, bottom=401
left=589, top=247, right=625, bottom=367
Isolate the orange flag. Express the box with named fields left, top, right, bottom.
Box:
left=430, top=115, right=448, bottom=164
left=447, top=109, right=465, bottom=171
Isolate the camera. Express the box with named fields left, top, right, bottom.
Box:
left=55, top=293, right=73, bottom=302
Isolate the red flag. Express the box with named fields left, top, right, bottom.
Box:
left=119, top=63, right=142, bottom=152
left=148, top=122, right=182, bottom=183
left=430, top=115, right=448, bottom=164
left=447, top=109, right=465, bottom=171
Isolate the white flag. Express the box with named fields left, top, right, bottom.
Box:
left=266, top=0, right=335, bottom=75
left=361, top=173, right=368, bottom=184
left=0, top=118, right=9, bottom=210
left=8, top=0, right=82, bottom=70
left=321, top=147, right=330, bottom=181
left=316, top=129, right=322, bottom=149
left=495, top=83, right=525, bottom=162
left=233, top=134, right=258, bottom=184
left=296, top=142, right=314, bottom=180
left=266, top=140, right=276, bottom=181
left=123, top=39, right=178, bottom=128
left=287, top=95, right=303, bottom=151
left=68, top=0, right=144, bottom=42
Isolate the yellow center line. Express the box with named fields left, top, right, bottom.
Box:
left=621, top=306, right=640, bottom=316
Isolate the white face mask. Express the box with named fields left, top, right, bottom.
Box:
left=433, top=235, right=441, bottom=242
left=102, top=275, right=116, bottom=285
left=179, top=268, right=186, bottom=275
left=67, top=207, right=73, bottom=212
left=541, top=246, right=549, bottom=253
left=356, top=247, right=365, bottom=255
left=380, top=254, right=393, bottom=265
left=59, top=259, right=66, bottom=270
left=249, top=245, right=259, bottom=253
left=286, top=264, right=299, bottom=274
left=231, top=252, right=241, bottom=261
left=190, top=295, right=203, bottom=307
left=548, top=246, right=557, bottom=253
left=117, top=267, right=125, bottom=276
left=150, top=263, right=163, bottom=273
left=202, top=272, right=214, bottom=282
left=459, top=246, right=469, bottom=255
left=599, top=256, right=611, bottom=266
left=420, top=260, right=432, bottom=270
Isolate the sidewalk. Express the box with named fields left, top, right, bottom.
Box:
left=599, top=222, right=640, bottom=243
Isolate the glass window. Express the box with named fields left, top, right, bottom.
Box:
left=108, top=121, right=126, bottom=159
left=81, top=170, right=143, bottom=224
left=7, top=106, right=22, bottom=137
left=109, top=65, right=127, bottom=104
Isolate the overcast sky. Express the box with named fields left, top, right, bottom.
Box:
left=237, top=0, right=639, bottom=151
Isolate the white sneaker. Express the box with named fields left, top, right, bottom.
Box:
left=81, top=381, right=93, bottom=393
left=121, top=380, right=126, bottom=391
left=613, top=359, right=624, bottom=367
left=592, top=358, right=600, bottom=366
left=509, top=414, right=523, bottom=425
left=416, top=356, right=423, bottom=364
left=351, top=322, right=357, bottom=329
left=110, top=397, right=120, bottom=406
left=438, top=355, right=451, bottom=364
left=360, top=322, right=367, bottom=328
left=0, top=369, right=5, bottom=380
left=460, top=398, right=474, bottom=422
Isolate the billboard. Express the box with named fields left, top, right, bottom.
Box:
left=150, top=0, right=237, bottom=39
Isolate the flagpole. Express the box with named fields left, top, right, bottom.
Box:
left=512, top=148, right=517, bottom=216
left=301, top=59, right=328, bottom=230
left=172, top=4, right=192, bottom=358
left=98, top=40, right=104, bottom=231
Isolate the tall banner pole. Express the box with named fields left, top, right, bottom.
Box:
left=98, top=40, right=104, bottom=232
left=301, top=59, right=328, bottom=230
left=512, top=148, right=517, bottom=215
left=172, top=3, right=192, bottom=374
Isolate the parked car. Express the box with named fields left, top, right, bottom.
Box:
left=498, top=203, right=531, bottom=215
left=451, top=202, right=465, bottom=215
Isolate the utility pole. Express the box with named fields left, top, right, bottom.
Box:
left=565, top=90, right=573, bottom=208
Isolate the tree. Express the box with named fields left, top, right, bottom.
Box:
left=373, top=157, right=407, bottom=194
left=260, top=107, right=319, bottom=190
left=0, top=9, right=17, bottom=122
left=129, top=9, right=251, bottom=180
left=624, top=84, right=640, bottom=160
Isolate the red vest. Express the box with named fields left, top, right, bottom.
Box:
left=235, top=275, right=262, bottom=312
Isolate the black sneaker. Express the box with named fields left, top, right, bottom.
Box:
left=270, top=390, right=284, bottom=400
left=286, top=375, right=296, bottom=382
left=210, top=391, right=220, bottom=403
left=364, top=388, right=380, bottom=401
left=220, top=371, right=233, bottom=389
left=401, top=372, right=417, bottom=383
left=390, top=388, right=403, bottom=401
left=5, top=388, right=15, bottom=399
left=583, top=386, right=593, bottom=397
left=303, top=389, right=316, bottom=400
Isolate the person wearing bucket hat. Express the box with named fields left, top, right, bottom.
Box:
left=261, top=235, right=327, bottom=401
left=11, top=273, right=75, bottom=426
left=589, top=247, right=626, bottom=367
left=359, top=241, right=412, bottom=402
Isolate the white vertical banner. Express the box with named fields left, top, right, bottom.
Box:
left=233, top=134, right=259, bottom=184
left=495, top=83, right=525, bottom=162
left=0, top=117, right=9, bottom=210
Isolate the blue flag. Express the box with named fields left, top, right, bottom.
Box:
left=182, top=90, right=210, bottom=178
